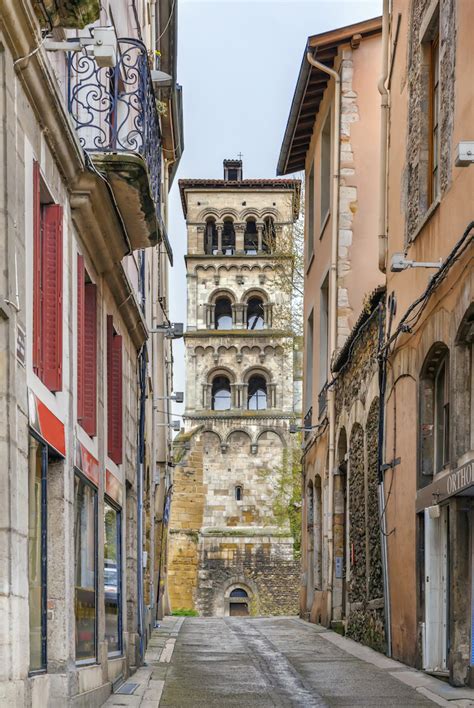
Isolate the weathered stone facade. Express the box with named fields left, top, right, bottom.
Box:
left=168, top=167, right=301, bottom=616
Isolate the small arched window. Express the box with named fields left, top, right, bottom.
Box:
left=222, top=218, right=235, bottom=255
left=420, top=343, right=450, bottom=486
left=215, top=297, right=233, bottom=330
left=247, top=375, right=267, bottom=410
left=204, top=218, right=218, bottom=255
left=244, top=218, right=258, bottom=254
left=262, top=217, right=276, bottom=253
left=211, top=376, right=231, bottom=410
left=247, top=297, right=265, bottom=330
left=235, top=485, right=243, bottom=501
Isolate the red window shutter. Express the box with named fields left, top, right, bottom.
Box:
left=42, top=204, right=63, bottom=391
left=33, top=162, right=42, bottom=376
left=77, top=254, right=85, bottom=422
left=107, top=315, right=123, bottom=464
left=82, top=282, right=97, bottom=437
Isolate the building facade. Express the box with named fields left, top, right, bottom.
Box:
left=167, top=161, right=301, bottom=616
left=278, top=18, right=385, bottom=640
left=382, top=0, right=474, bottom=687
left=0, top=1, right=183, bottom=705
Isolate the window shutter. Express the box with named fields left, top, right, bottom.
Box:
left=82, top=282, right=97, bottom=437
left=77, top=254, right=85, bottom=422
left=42, top=204, right=63, bottom=391
left=33, top=162, right=42, bottom=376
left=107, top=316, right=123, bottom=464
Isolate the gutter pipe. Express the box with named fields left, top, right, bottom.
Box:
left=306, top=51, right=341, bottom=627
left=378, top=0, right=390, bottom=272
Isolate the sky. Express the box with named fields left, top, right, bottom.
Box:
left=168, top=0, right=382, bottom=423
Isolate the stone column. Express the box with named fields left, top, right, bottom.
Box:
left=241, top=383, right=249, bottom=410
left=233, top=303, right=245, bottom=328
left=216, top=225, right=223, bottom=254
left=257, top=224, right=264, bottom=252
left=267, top=382, right=277, bottom=408
left=207, top=304, right=216, bottom=329
left=263, top=303, right=272, bottom=329
left=235, top=223, right=245, bottom=253
left=230, top=383, right=240, bottom=409
left=202, top=383, right=211, bottom=409
left=197, top=224, right=205, bottom=254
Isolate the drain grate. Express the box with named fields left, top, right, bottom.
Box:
left=115, top=683, right=139, bottom=695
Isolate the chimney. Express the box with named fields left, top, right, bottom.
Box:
left=223, top=159, right=243, bottom=181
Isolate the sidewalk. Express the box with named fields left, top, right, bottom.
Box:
left=102, top=616, right=183, bottom=708
left=301, top=620, right=474, bottom=707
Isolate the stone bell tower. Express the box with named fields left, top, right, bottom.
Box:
left=168, top=161, right=302, bottom=617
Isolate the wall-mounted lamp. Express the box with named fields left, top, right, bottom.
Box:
left=250, top=444, right=258, bottom=455
left=390, top=253, right=441, bottom=272
left=155, top=392, right=184, bottom=403
left=150, top=322, right=184, bottom=339
left=45, top=27, right=118, bottom=68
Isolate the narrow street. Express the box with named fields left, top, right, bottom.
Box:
left=110, top=616, right=462, bottom=708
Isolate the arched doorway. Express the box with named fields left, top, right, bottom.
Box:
left=229, top=588, right=249, bottom=616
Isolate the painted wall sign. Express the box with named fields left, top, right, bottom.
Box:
left=416, top=454, right=474, bottom=511
left=75, top=441, right=100, bottom=487
left=28, top=389, right=66, bottom=457
left=106, top=469, right=122, bottom=507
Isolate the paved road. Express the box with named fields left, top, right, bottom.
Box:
left=159, top=617, right=438, bottom=707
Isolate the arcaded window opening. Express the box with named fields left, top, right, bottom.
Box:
left=420, top=343, right=450, bottom=486
left=215, top=297, right=233, bottom=330
left=244, top=218, right=258, bottom=254
left=247, top=375, right=267, bottom=410
left=204, top=218, right=218, bottom=255
left=211, top=376, right=231, bottom=411
left=262, top=217, right=276, bottom=253
left=222, top=218, right=235, bottom=255
left=247, top=297, right=265, bottom=330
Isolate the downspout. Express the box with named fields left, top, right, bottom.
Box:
left=306, top=52, right=341, bottom=627
left=378, top=0, right=390, bottom=272
left=377, top=0, right=393, bottom=658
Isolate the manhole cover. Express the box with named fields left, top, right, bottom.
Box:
left=116, top=683, right=139, bottom=695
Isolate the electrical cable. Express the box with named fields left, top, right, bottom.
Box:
left=156, top=0, right=177, bottom=45
left=14, top=33, right=48, bottom=68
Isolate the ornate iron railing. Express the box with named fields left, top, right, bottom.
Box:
left=304, top=406, right=312, bottom=440
left=318, top=384, right=327, bottom=419
left=67, top=38, right=161, bottom=212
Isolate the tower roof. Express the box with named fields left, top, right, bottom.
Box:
left=179, top=178, right=301, bottom=220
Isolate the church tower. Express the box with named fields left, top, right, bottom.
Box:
left=168, top=161, right=301, bottom=617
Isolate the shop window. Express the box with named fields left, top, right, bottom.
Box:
left=420, top=343, right=450, bottom=486
left=33, top=161, right=63, bottom=392
left=77, top=255, right=98, bottom=437
left=74, top=474, right=97, bottom=662
left=222, top=218, right=235, bottom=255
left=107, top=316, right=123, bottom=465
left=214, top=297, right=233, bottom=330
left=28, top=434, right=47, bottom=672
left=204, top=218, right=218, bottom=255
left=247, top=375, right=267, bottom=410
left=104, top=499, right=122, bottom=655
left=246, top=297, right=265, bottom=330
left=244, top=218, right=258, bottom=254
left=211, top=376, right=231, bottom=410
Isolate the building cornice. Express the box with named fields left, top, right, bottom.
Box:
left=184, top=329, right=294, bottom=339
left=183, top=412, right=293, bottom=421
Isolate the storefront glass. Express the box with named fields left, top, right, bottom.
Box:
left=104, top=500, right=122, bottom=654
left=74, top=474, right=97, bottom=661
left=28, top=435, right=46, bottom=671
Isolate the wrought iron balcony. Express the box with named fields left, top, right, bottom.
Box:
left=318, top=384, right=328, bottom=419
left=67, top=38, right=172, bottom=260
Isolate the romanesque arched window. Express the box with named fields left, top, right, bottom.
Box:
left=420, top=342, right=450, bottom=486
left=454, top=305, right=474, bottom=458
left=222, top=218, right=235, bottom=255
left=244, top=218, right=258, bottom=254
left=204, top=217, right=218, bottom=255
left=211, top=375, right=231, bottom=410
left=215, top=296, right=233, bottom=330
left=246, top=296, right=265, bottom=330
left=247, top=375, right=267, bottom=410
left=262, top=216, right=276, bottom=253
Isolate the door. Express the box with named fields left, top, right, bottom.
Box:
left=423, top=506, right=448, bottom=672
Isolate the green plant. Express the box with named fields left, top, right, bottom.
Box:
left=171, top=608, right=199, bottom=617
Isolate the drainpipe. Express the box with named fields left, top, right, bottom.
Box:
left=306, top=52, right=341, bottom=627
left=378, top=0, right=390, bottom=273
